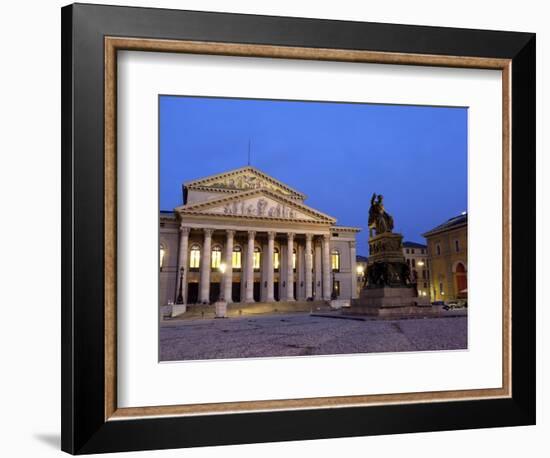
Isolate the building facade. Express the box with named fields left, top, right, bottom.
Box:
left=402, top=241, right=430, bottom=299
left=422, top=213, right=468, bottom=302
left=160, top=166, right=360, bottom=306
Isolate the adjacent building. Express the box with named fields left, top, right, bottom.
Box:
left=422, top=213, right=468, bottom=302
left=402, top=241, right=430, bottom=298
left=160, top=166, right=360, bottom=306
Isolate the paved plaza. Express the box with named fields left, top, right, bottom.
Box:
left=160, top=312, right=467, bottom=361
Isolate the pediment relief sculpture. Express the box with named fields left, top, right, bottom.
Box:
left=205, top=174, right=291, bottom=195
left=204, top=196, right=316, bottom=221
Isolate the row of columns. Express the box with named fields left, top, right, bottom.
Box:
left=176, top=225, right=334, bottom=304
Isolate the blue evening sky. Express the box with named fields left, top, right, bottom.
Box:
left=160, top=96, right=467, bottom=256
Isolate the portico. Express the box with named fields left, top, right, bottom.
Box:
left=160, top=166, right=360, bottom=307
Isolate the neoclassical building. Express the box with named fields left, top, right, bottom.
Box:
left=159, top=166, right=360, bottom=306
left=422, top=213, right=467, bottom=302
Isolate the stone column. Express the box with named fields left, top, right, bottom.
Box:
left=314, top=241, right=322, bottom=299
left=350, top=240, right=358, bottom=299
left=245, top=231, right=255, bottom=302
left=176, top=225, right=190, bottom=303
left=286, top=233, right=295, bottom=301
left=199, top=228, right=213, bottom=303
left=266, top=232, right=275, bottom=302
left=305, top=234, right=313, bottom=299
left=322, top=233, right=332, bottom=300
left=223, top=230, right=235, bottom=303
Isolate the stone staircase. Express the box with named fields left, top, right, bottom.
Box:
left=166, top=300, right=331, bottom=320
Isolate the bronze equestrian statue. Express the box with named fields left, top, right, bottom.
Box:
left=368, top=193, right=394, bottom=237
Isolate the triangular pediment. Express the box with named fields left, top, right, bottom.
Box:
left=184, top=166, right=305, bottom=200
left=176, top=189, right=336, bottom=224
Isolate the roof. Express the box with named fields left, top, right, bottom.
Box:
left=176, top=187, right=337, bottom=224
left=422, top=213, right=468, bottom=237
left=356, top=255, right=369, bottom=262
left=184, top=166, right=306, bottom=200
left=403, top=241, right=427, bottom=249
left=331, top=226, right=362, bottom=233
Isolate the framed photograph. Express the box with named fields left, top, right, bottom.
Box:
left=61, top=3, right=535, bottom=454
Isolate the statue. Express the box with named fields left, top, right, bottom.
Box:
left=368, top=193, right=394, bottom=237
left=366, top=261, right=412, bottom=288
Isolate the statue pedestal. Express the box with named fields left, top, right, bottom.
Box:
left=345, top=230, right=434, bottom=318
left=347, top=286, right=433, bottom=318
left=358, top=286, right=429, bottom=307
left=345, top=286, right=432, bottom=317
left=368, top=232, right=405, bottom=264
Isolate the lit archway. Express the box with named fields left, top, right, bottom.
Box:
left=454, top=261, right=467, bottom=298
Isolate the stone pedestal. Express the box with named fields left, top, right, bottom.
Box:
left=345, top=285, right=435, bottom=318
left=357, top=286, right=430, bottom=307
left=330, top=299, right=350, bottom=309
left=214, top=300, right=228, bottom=318
left=345, top=231, right=433, bottom=318
left=171, top=303, right=187, bottom=317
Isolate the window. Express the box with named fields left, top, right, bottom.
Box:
left=422, top=269, right=427, bottom=279
left=253, top=247, right=261, bottom=270
left=292, top=248, right=297, bottom=271
left=406, top=248, right=410, bottom=254
left=189, top=245, right=201, bottom=269
left=331, top=249, right=340, bottom=272
left=211, top=245, right=222, bottom=269
left=411, top=248, right=415, bottom=254
left=159, top=245, right=165, bottom=270
left=273, top=248, right=280, bottom=270
left=407, top=258, right=411, bottom=266
left=436, top=244, right=441, bottom=256
left=232, top=246, right=242, bottom=270
left=439, top=282, right=444, bottom=295
left=422, top=249, right=425, bottom=254
left=424, top=282, right=428, bottom=288
left=455, top=240, right=460, bottom=253
left=412, top=259, right=416, bottom=268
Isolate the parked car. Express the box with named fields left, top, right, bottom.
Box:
left=443, top=300, right=467, bottom=310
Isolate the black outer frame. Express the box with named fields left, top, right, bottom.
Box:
left=61, top=3, right=535, bottom=454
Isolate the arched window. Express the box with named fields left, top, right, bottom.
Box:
left=273, top=247, right=280, bottom=271
left=436, top=244, right=441, bottom=256
left=211, top=245, right=222, bottom=269
left=232, top=246, right=242, bottom=270
left=159, top=244, right=166, bottom=270
left=292, top=248, right=297, bottom=271
left=455, top=262, right=467, bottom=295
left=331, top=249, right=340, bottom=272
left=253, top=247, right=262, bottom=271
left=189, top=244, right=201, bottom=270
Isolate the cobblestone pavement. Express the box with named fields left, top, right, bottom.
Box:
left=160, top=313, right=467, bottom=361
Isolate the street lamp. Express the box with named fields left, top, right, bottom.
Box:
left=331, top=270, right=337, bottom=299
left=176, top=266, right=185, bottom=304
